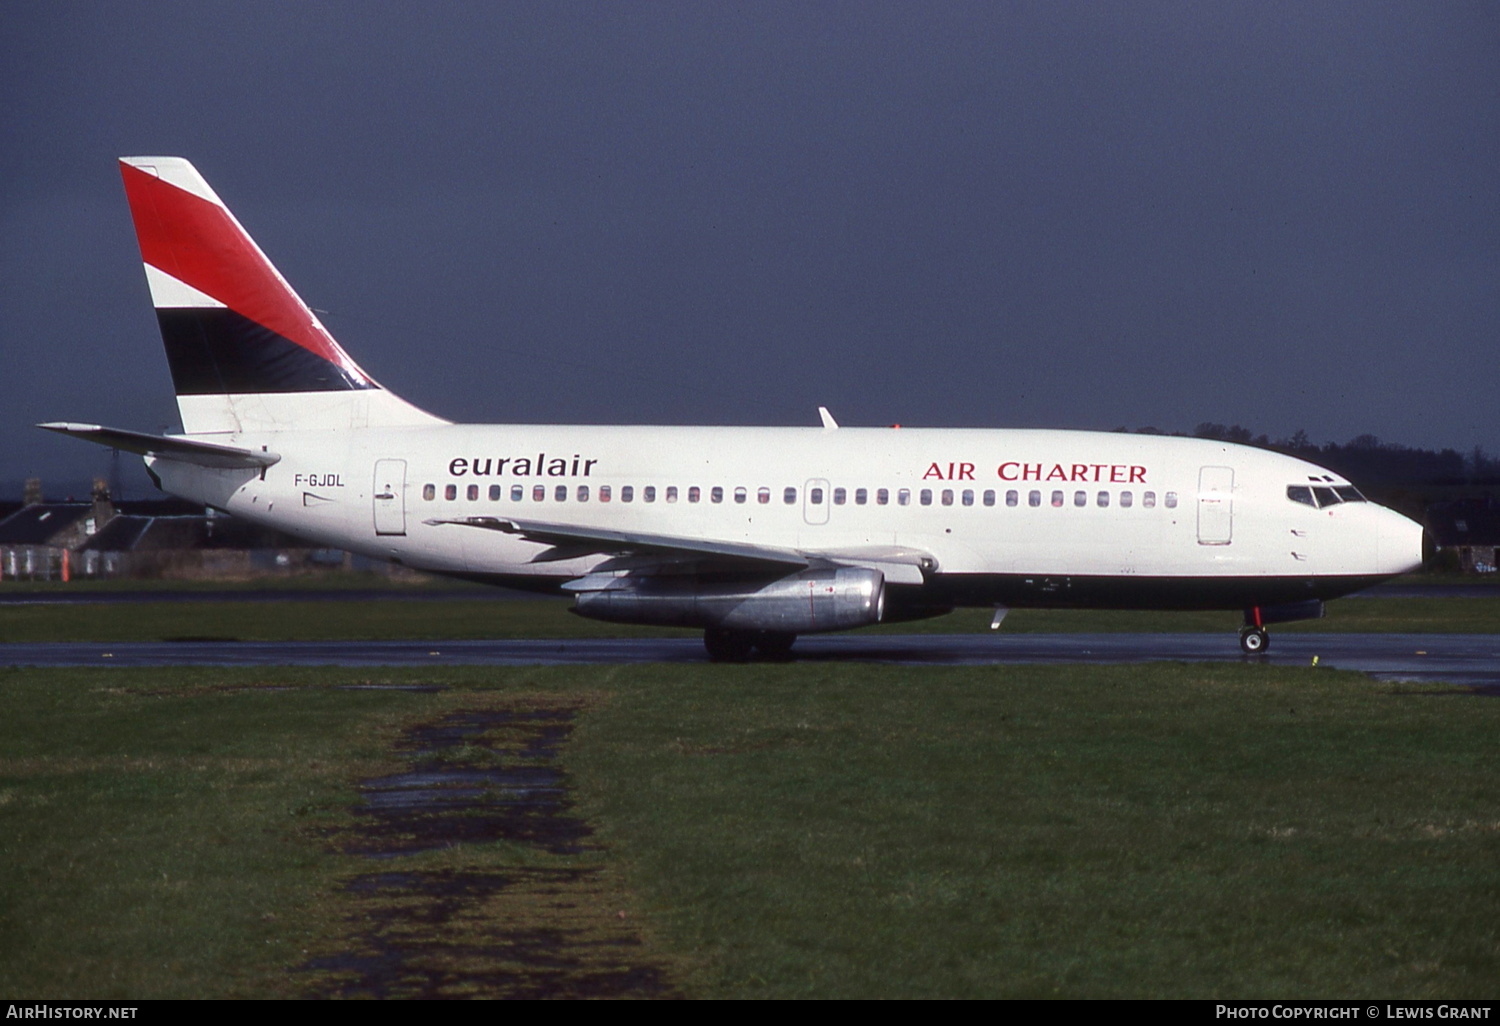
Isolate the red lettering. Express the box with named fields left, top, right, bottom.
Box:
left=998, top=462, right=1020, bottom=481
left=959, top=462, right=975, bottom=480
left=1046, top=464, right=1067, bottom=481
left=923, top=462, right=944, bottom=480
left=947, top=462, right=955, bottom=480
left=1070, top=464, right=1088, bottom=481
left=1091, top=464, right=1107, bottom=481
left=1130, top=466, right=1146, bottom=483
left=1109, top=465, right=1127, bottom=483
left=1022, top=463, right=1041, bottom=481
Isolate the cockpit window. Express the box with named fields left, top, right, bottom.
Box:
left=1290, top=483, right=1367, bottom=508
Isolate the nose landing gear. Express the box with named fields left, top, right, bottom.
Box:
left=1239, top=600, right=1323, bottom=656
left=1239, top=626, right=1269, bottom=655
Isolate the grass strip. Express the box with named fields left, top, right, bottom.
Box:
left=4, top=663, right=1496, bottom=998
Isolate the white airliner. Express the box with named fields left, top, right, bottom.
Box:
left=43, top=157, right=1426, bottom=659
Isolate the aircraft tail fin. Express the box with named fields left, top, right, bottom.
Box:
left=118, top=157, right=444, bottom=434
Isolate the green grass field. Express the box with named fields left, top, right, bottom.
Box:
left=2, top=662, right=1497, bottom=998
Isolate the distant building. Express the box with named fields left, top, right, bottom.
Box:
left=0, top=478, right=364, bottom=581
left=0, top=501, right=99, bottom=579
left=1426, top=498, right=1500, bottom=573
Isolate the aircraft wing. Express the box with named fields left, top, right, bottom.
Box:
left=422, top=515, right=932, bottom=583
left=37, top=422, right=281, bottom=470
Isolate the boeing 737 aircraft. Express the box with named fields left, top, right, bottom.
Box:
left=43, top=157, right=1426, bottom=659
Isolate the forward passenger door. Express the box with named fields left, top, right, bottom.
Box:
left=1197, top=466, right=1233, bottom=545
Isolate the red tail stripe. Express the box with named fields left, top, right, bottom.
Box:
left=120, top=162, right=371, bottom=381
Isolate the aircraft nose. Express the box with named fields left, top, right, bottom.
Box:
left=1378, top=508, right=1426, bottom=576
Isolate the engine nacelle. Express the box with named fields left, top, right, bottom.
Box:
left=570, top=567, right=886, bottom=634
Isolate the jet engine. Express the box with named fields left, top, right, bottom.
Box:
left=569, top=566, right=886, bottom=634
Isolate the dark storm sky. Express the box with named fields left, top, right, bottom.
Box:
left=3, top=1, right=1497, bottom=491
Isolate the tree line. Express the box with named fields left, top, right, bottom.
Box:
left=1112, top=424, right=1500, bottom=514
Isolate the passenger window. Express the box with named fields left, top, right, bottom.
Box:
left=943, top=489, right=956, bottom=506
left=1120, top=491, right=1132, bottom=508
left=810, top=487, right=824, bottom=504
left=644, top=486, right=656, bottom=503
left=445, top=484, right=457, bottom=501
left=784, top=487, right=797, bottom=504
left=577, top=486, right=589, bottom=502
left=688, top=486, right=700, bottom=503
left=1097, top=491, right=1109, bottom=508
left=855, top=488, right=868, bottom=505
left=1029, top=490, right=1041, bottom=507
left=833, top=487, right=846, bottom=505
left=982, top=490, right=994, bottom=507
left=1287, top=485, right=1315, bottom=507
left=710, top=486, right=723, bottom=503
left=511, top=484, right=523, bottom=501
left=1006, top=490, right=1018, bottom=507
left=876, top=488, right=889, bottom=506
left=621, top=485, right=634, bottom=502
left=489, top=484, right=502, bottom=501
left=734, top=487, right=747, bottom=504
left=666, top=486, right=678, bottom=503
left=467, top=484, right=479, bottom=501
left=920, top=489, right=933, bottom=506
left=1143, top=491, right=1156, bottom=508
left=1074, top=491, right=1086, bottom=507
left=1164, top=492, right=1178, bottom=509
left=423, top=484, right=435, bottom=501
left=555, top=485, right=568, bottom=502
left=757, top=487, right=770, bottom=504
left=533, top=485, right=545, bottom=502
left=599, top=485, right=611, bottom=502
left=1051, top=491, right=1064, bottom=507
left=898, top=489, right=911, bottom=506
left=962, top=490, right=973, bottom=507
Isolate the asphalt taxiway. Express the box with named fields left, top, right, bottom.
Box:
left=0, top=580, right=1491, bottom=606
left=1, top=633, right=1496, bottom=690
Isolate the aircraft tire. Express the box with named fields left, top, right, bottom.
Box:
left=1239, top=627, right=1269, bottom=655
left=704, top=628, right=756, bottom=662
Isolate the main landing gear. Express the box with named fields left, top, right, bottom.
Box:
left=1238, top=626, right=1269, bottom=655
left=703, top=628, right=797, bottom=662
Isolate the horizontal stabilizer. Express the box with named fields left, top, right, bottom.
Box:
left=37, top=422, right=280, bottom=470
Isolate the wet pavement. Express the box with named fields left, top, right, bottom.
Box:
left=3, top=633, right=1498, bottom=689
left=302, top=705, right=676, bottom=999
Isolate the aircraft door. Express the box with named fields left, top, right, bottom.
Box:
left=803, top=478, right=830, bottom=526
left=372, top=459, right=408, bottom=536
left=1197, top=466, right=1233, bottom=545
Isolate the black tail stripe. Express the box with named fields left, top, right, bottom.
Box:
left=157, top=308, right=376, bottom=395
